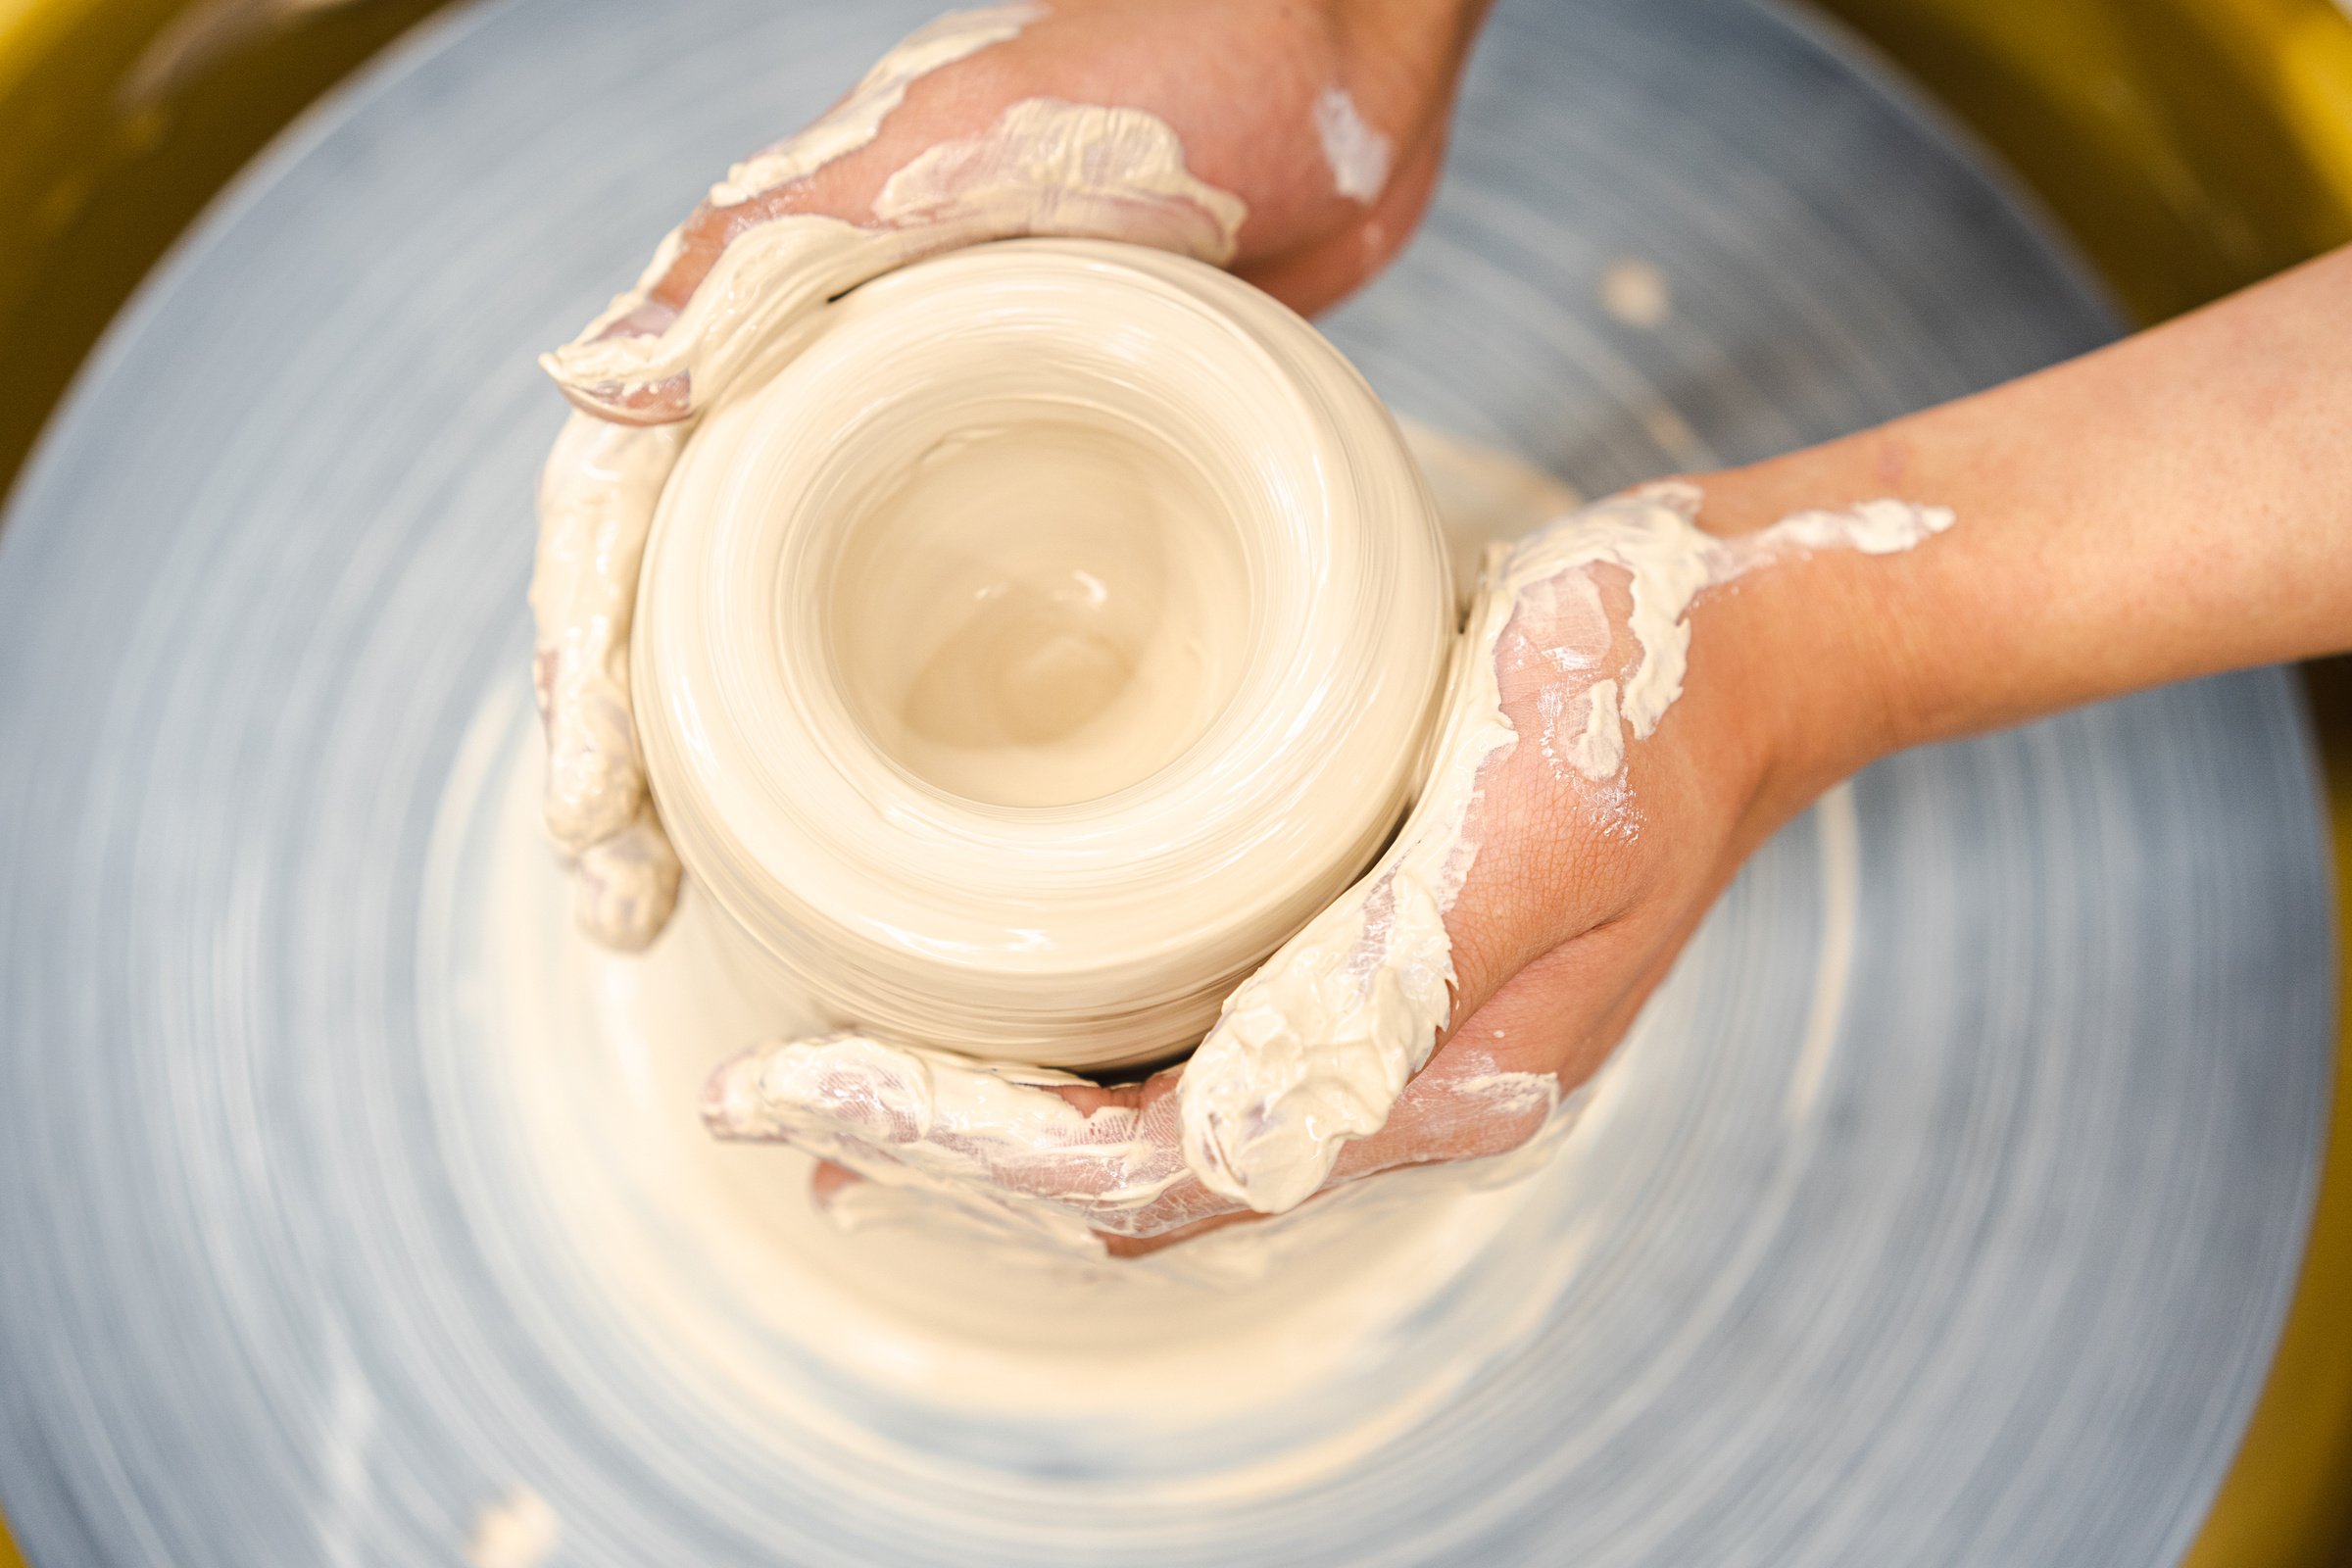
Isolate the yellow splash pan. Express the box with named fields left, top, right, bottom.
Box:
left=1, top=1, right=2346, bottom=1562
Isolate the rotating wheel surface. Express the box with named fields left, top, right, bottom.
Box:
left=0, top=0, right=2334, bottom=1563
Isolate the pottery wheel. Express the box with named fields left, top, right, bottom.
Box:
left=0, top=0, right=2334, bottom=1563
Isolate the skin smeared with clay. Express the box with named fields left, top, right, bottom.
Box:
left=873, top=99, right=1247, bottom=251
left=705, top=1037, right=1189, bottom=1250
left=707, top=481, right=1954, bottom=1232
left=537, top=1, right=1264, bottom=430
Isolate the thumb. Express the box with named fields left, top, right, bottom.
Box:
left=1176, top=543, right=1540, bottom=1213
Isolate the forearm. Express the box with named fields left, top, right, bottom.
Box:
left=1710, top=242, right=2352, bottom=796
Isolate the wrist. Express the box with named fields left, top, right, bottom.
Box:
left=1686, top=461, right=1933, bottom=828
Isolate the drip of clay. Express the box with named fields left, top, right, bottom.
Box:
left=632, top=239, right=1455, bottom=1069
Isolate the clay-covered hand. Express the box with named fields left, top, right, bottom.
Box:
left=529, top=0, right=1491, bottom=948
left=704, top=483, right=1951, bottom=1251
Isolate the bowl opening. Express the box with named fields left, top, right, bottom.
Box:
left=822, top=401, right=1253, bottom=809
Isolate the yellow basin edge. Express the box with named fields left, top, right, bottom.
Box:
left=0, top=2, right=2348, bottom=1564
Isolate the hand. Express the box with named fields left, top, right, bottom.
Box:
left=529, top=0, right=1493, bottom=947
left=704, top=483, right=1946, bottom=1251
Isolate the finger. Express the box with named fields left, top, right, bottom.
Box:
left=530, top=413, right=682, bottom=856
left=701, top=1032, right=1240, bottom=1249
left=568, top=808, right=681, bottom=952
left=1120, top=944, right=1606, bottom=1250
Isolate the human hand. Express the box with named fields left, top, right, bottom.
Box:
left=703, top=482, right=1954, bottom=1251
left=529, top=0, right=1493, bottom=947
